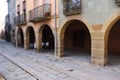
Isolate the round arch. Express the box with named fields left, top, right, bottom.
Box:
left=38, top=24, right=55, bottom=37
left=38, top=24, right=55, bottom=50
left=58, top=18, right=92, bottom=63
left=17, top=27, right=24, bottom=47
left=102, top=11, right=120, bottom=65
left=25, top=26, right=36, bottom=49
left=17, top=27, right=24, bottom=34
left=25, top=25, right=35, bottom=34
left=102, top=11, right=120, bottom=38
left=59, top=18, right=93, bottom=38
left=26, top=22, right=35, bottom=31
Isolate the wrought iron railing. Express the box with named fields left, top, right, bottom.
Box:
left=29, top=4, right=51, bottom=21
left=15, top=13, right=27, bottom=25
left=63, top=0, right=81, bottom=16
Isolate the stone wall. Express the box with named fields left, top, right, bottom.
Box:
left=58, top=0, right=120, bottom=26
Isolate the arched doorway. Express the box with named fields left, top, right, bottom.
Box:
left=39, top=25, right=54, bottom=51
left=42, top=25, right=54, bottom=49
left=17, top=28, right=24, bottom=48
left=101, top=12, right=120, bottom=66
left=61, top=20, right=91, bottom=63
left=108, top=20, right=120, bottom=65
left=27, top=26, right=35, bottom=49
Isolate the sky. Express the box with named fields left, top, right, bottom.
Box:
left=0, top=0, right=7, bottom=22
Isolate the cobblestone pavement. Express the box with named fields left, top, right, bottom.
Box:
left=0, top=39, right=120, bottom=80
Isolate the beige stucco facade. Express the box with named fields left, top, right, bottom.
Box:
left=16, top=0, right=120, bottom=66
left=16, top=0, right=59, bottom=50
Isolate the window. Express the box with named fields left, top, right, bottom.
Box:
left=17, top=5, right=20, bottom=14
left=23, top=1, right=26, bottom=11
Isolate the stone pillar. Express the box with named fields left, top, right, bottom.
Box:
left=17, top=34, right=20, bottom=47
left=91, top=32, right=107, bottom=66
left=57, top=33, right=64, bottom=58
left=24, top=33, right=29, bottom=50
left=10, top=31, right=13, bottom=44
left=11, top=30, right=15, bottom=45
left=35, top=32, right=42, bottom=52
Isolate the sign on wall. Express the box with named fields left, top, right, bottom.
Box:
left=63, top=0, right=81, bottom=16
left=115, top=0, right=120, bottom=6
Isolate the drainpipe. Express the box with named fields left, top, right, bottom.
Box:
left=54, top=0, right=58, bottom=57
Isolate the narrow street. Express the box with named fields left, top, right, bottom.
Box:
left=0, top=39, right=120, bottom=80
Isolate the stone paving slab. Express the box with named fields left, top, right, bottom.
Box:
left=0, top=39, right=120, bottom=80
left=0, top=54, right=37, bottom=80
left=0, top=52, right=55, bottom=80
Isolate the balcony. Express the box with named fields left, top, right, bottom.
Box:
left=29, top=4, right=51, bottom=22
left=15, top=13, right=27, bottom=25
left=115, top=0, right=120, bottom=6
left=63, top=0, right=81, bottom=16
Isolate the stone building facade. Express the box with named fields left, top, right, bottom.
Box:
left=5, top=13, right=11, bottom=42
left=15, top=0, right=120, bottom=66
left=5, top=0, right=16, bottom=44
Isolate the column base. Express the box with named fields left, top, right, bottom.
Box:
left=91, top=56, right=107, bottom=66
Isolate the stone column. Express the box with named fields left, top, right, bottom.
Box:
left=24, top=33, right=29, bottom=50
left=17, top=34, right=20, bottom=47
left=91, top=32, right=107, bottom=66
left=10, top=31, right=13, bottom=45
left=35, top=32, right=42, bottom=52
left=57, top=33, right=64, bottom=58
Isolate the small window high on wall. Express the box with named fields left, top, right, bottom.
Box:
left=17, top=5, right=20, bottom=14
left=23, top=1, right=26, bottom=11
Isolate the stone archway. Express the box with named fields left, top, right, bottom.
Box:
left=102, top=11, right=120, bottom=66
left=38, top=24, right=54, bottom=52
left=17, top=28, right=24, bottom=48
left=58, top=19, right=92, bottom=63
left=26, top=26, right=35, bottom=49
left=108, top=20, right=120, bottom=65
